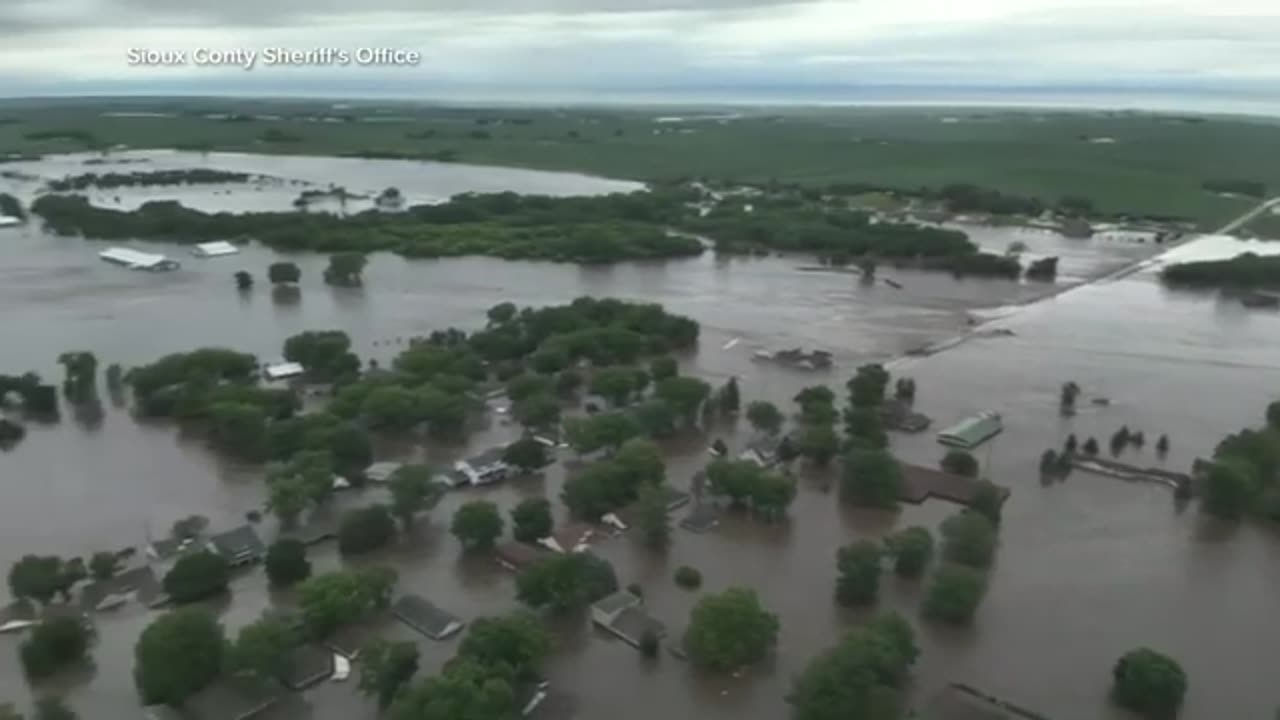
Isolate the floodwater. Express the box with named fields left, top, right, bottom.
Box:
left=2, top=156, right=1279, bottom=720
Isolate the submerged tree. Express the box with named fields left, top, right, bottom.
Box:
left=1111, top=648, right=1187, bottom=718
left=1059, top=381, right=1080, bottom=413
left=267, top=261, right=301, bottom=285
left=234, top=270, right=253, bottom=290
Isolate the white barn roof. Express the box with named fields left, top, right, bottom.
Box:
left=193, top=241, right=239, bottom=257
left=99, top=246, right=176, bottom=270
left=264, top=361, right=305, bottom=380
left=0, top=215, right=21, bottom=227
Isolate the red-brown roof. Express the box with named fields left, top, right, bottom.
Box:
left=899, top=463, right=1008, bottom=506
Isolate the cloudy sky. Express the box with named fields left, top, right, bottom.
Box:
left=1, top=0, right=1278, bottom=109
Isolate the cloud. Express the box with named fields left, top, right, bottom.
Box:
left=1, top=0, right=1278, bottom=110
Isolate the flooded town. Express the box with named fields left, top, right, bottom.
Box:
left=3, top=150, right=1280, bottom=720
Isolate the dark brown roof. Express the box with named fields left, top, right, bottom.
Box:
left=494, top=541, right=548, bottom=572
left=899, top=464, right=1008, bottom=506
left=919, top=683, right=1049, bottom=720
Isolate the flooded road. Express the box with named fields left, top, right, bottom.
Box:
left=2, top=156, right=1279, bottom=719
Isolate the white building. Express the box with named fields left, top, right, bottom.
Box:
left=0, top=215, right=22, bottom=227
left=263, top=361, right=305, bottom=381
left=99, top=247, right=180, bottom=271
left=454, top=446, right=510, bottom=486
left=192, top=241, right=240, bottom=257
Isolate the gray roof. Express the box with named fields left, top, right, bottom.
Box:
left=608, top=607, right=666, bottom=646
left=679, top=504, right=722, bottom=533
left=283, top=644, right=335, bottom=691
left=208, top=525, right=266, bottom=560
left=363, top=461, right=403, bottom=482
left=466, top=445, right=509, bottom=467
left=144, top=707, right=184, bottom=720
left=919, top=683, right=1049, bottom=720
left=182, top=677, right=284, bottom=720
left=79, top=566, right=164, bottom=612
left=392, top=594, right=465, bottom=640
left=592, top=590, right=640, bottom=617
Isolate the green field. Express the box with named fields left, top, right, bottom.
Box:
left=3, top=98, right=1279, bottom=228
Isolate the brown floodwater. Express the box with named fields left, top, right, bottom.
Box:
left=2, top=154, right=1278, bottom=720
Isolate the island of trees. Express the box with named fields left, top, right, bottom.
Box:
left=46, top=169, right=255, bottom=192
left=1160, top=252, right=1280, bottom=289
left=31, top=183, right=1026, bottom=276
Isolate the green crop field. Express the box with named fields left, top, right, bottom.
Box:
left=2, top=98, right=1279, bottom=228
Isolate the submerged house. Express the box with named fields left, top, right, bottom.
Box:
left=591, top=590, right=666, bottom=650
left=391, top=594, right=465, bottom=641
left=79, top=566, right=166, bottom=612
left=99, top=247, right=180, bottom=271
left=363, top=461, right=402, bottom=484
left=937, top=412, right=1003, bottom=450
left=899, top=464, right=1009, bottom=507
left=263, top=361, right=305, bottom=381
left=494, top=541, right=548, bottom=573
left=191, top=241, right=240, bottom=257
left=454, top=446, right=511, bottom=486
left=740, top=435, right=784, bottom=467
left=206, top=525, right=267, bottom=567
left=919, top=683, right=1049, bottom=720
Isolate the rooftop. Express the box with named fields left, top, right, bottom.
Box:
left=899, top=464, right=1009, bottom=507
left=494, top=541, right=548, bottom=572
left=208, top=525, right=267, bottom=563
left=182, top=677, right=284, bottom=720
left=608, top=607, right=667, bottom=648
left=263, top=362, right=305, bottom=381
left=99, top=246, right=177, bottom=270
left=193, top=241, right=240, bottom=257
left=679, top=503, right=722, bottom=533
left=391, top=594, right=465, bottom=640
left=919, top=683, right=1050, bottom=720
left=363, top=461, right=403, bottom=483
left=79, top=565, right=165, bottom=612
left=283, top=644, right=335, bottom=691
left=539, top=523, right=597, bottom=554
left=937, top=412, right=1003, bottom=449
left=464, top=445, right=509, bottom=468
left=591, top=590, right=641, bottom=618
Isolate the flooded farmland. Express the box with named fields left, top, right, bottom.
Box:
left=3, top=153, right=1280, bottom=720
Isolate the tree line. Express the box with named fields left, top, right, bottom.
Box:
left=46, top=169, right=253, bottom=192
left=1161, top=252, right=1280, bottom=289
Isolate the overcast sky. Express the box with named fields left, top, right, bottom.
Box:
left=1, top=0, right=1278, bottom=108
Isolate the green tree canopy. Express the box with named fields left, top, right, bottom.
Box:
left=297, top=568, right=397, bottom=639
left=323, top=252, right=367, bottom=286
left=338, top=505, right=397, bottom=555
left=134, top=608, right=225, bottom=705
left=787, top=612, right=918, bottom=720
left=20, top=616, right=93, bottom=678
left=516, top=553, right=618, bottom=612
left=388, top=465, right=444, bottom=529
left=511, top=498, right=554, bottom=544
left=886, top=527, right=934, bottom=579
left=940, top=511, right=998, bottom=568
left=265, top=539, right=311, bottom=586
left=635, top=483, right=671, bottom=548
left=683, top=587, right=780, bottom=671
left=655, top=376, right=711, bottom=425
left=836, top=540, right=883, bottom=606
left=228, top=613, right=301, bottom=684
left=922, top=564, right=987, bottom=625
left=359, top=640, right=420, bottom=709
left=940, top=449, right=979, bottom=478
left=503, top=436, right=550, bottom=473
left=388, top=658, right=517, bottom=720
left=746, top=401, right=784, bottom=435
left=162, top=551, right=230, bottom=604
left=457, top=613, right=552, bottom=681
left=841, top=449, right=903, bottom=509
left=1111, top=648, right=1188, bottom=719
left=512, top=394, right=560, bottom=431
left=8, top=555, right=79, bottom=605
left=267, top=261, right=301, bottom=285
left=451, top=500, right=504, bottom=550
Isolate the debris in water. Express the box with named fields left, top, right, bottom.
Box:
left=723, top=337, right=740, bottom=350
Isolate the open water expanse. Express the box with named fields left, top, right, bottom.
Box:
left=2, top=152, right=1280, bottom=719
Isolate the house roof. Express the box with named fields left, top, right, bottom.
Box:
left=363, top=461, right=403, bottom=483
left=283, top=644, right=335, bottom=691
left=465, top=445, right=509, bottom=468
left=193, top=241, right=239, bottom=257
left=679, top=503, right=721, bottom=533
left=609, top=606, right=666, bottom=646
left=182, top=677, right=284, bottom=720
left=899, top=464, right=1009, bottom=507
left=79, top=566, right=163, bottom=612
left=539, top=523, right=596, bottom=554
left=208, top=525, right=266, bottom=559
left=937, top=412, right=1003, bottom=449
left=494, top=541, right=547, bottom=572
left=392, top=594, right=465, bottom=640
left=263, top=362, right=305, bottom=380
left=592, top=590, right=640, bottom=617
left=919, top=683, right=1049, bottom=720
left=743, top=434, right=783, bottom=456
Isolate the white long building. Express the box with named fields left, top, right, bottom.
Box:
left=99, top=247, right=180, bottom=271
left=192, top=241, right=240, bottom=257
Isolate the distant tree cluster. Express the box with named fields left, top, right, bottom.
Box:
left=705, top=458, right=796, bottom=520
left=46, top=169, right=251, bottom=192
